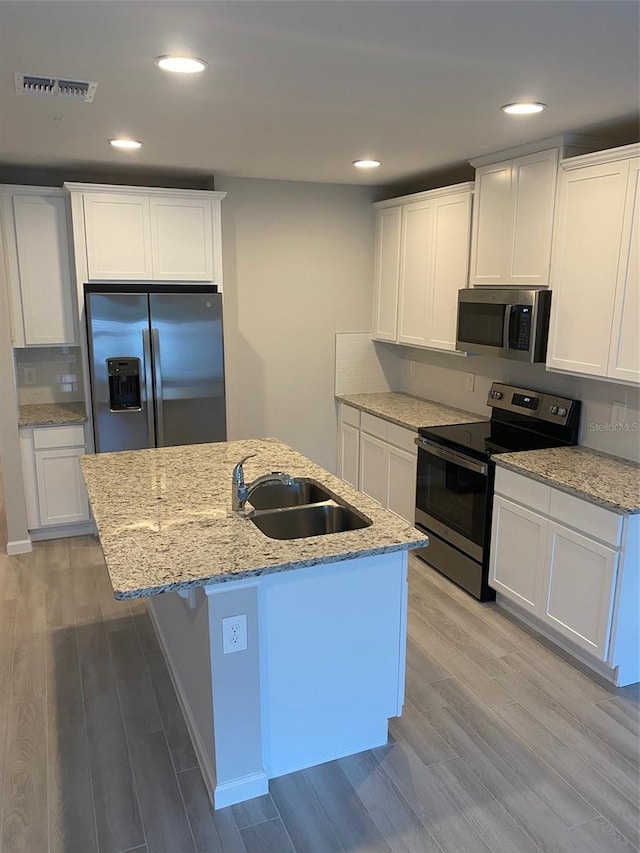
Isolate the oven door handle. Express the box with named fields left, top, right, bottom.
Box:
left=415, top=437, right=488, bottom=476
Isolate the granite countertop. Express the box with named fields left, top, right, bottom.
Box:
left=80, top=438, right=429, bottom=600
left=19, top=401, right=87, bottom=427
left=336, top=392, right=483, bottom=431
left=495, top=446, right=640, bottom=514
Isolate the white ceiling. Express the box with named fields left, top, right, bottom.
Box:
left=0, top=1, right=638, bottom=187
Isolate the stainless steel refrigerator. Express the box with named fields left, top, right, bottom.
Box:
left=85, top=285, right=226, bottom=453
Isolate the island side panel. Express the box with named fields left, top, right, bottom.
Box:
left=260, top=550, right=408, bottom=779
left=204, top=582, right=268, bottom=808
left=147, top=588, right=216, bottom=792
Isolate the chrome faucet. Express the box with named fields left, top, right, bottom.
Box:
left=232, top=453, right=294, bottom=512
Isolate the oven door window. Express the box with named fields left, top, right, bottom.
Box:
left=416, top=449, right=488, bottom=548
left=458, top=302, right=505, bottom=347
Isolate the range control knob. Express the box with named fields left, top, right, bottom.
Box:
left=558, top=406, right=567, bottom=417
left=492, top=391, right=503, bottom=399
left=550, top=405, right=558, bottom=415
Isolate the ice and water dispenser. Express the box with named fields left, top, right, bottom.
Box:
left=107, top=358, right=142, bottom=411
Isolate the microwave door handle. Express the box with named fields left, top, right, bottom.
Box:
left=504, top=305, right=515, bottom=349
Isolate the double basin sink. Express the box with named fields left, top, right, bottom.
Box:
left=246, top=479, right=371, bottom=540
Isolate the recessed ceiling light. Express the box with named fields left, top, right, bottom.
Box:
left=155, top=55, right=208, bottom=74
left=109, top=138, right=143, bottom=150
left=353, top=159, right=381, bottom=169
left=501, top=102, right=546, bottom=115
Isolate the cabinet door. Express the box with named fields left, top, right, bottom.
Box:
left=509, top=149, right=558, bottom=286
left=359, top=432, right=388, bottom=506
left=543, top=522, right=618, bottom=660
left=426, top=192, right=472, bottom=350
left=372, top=207, right=401, bottom=341
left=150, top=196, right=213, bottom=281
left=387, top=445, right=417, bottom=524
left=19, top=430, right=40, bottom=529
left=338, top=421, right=360, bottom=488
left=12, top=194, right=75, bottom=345
left=84, top=193, right=153, bottom=279
left=396, top=201, right=433, bottom=347
left=35, top=447, right=90, bottom=526
left=546, top=160, right=629, bottom=377
left=469, top=162, right=511, bottom=285
left=489, top=496, right=546, bottom=613
left=608, top=158, right=640, bottom=383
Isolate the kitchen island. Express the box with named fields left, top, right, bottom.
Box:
left=80, top=438, right=428, bottom=808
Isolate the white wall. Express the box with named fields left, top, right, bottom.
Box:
left=395, top=345, right=640, bottom=463
left=217, top=176, right=376, bottom=472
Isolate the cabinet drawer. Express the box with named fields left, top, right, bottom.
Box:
left=386, top=422, right=417, bottom=455
left=361, top=412, right=388, bottom=440
left=550, top=488, right=623, bottom=547
left=494, top=467, right=550, bottom=515
left=339, top=403, right=361, bottom=428
left=33, top=424, right=85, bottom=450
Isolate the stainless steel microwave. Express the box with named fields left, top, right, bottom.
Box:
left=456, top=288, right=552, bottom=362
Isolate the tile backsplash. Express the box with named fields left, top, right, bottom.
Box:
left=14, top=346, right=84, bottom=405
left=397, top=347, right=640, bottom=464
left=334, top=335, right=640, bottom=464
left=335, top=332, right=401, bottom=395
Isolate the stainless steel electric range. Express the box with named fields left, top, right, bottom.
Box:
left=414, top=382, right=581, bottom=601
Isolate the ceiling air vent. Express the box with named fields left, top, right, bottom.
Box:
left=15, top=73, right=97, bottom=102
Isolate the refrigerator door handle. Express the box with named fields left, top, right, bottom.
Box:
left=151, top=328, right=165, bottom=446
left=141, top=328, right=156, bottom=446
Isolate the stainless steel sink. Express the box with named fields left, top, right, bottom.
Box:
left=249, top=503, right=371, bottom=540
left=247, top=479, right=333, bottom=511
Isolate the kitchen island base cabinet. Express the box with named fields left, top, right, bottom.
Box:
left=148, top=550, right=408, bottom=809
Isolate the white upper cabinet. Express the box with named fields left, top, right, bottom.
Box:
left=469, top=148, right=559, bottom=286
left=0, top=187, right=76, bottom=346
left=372, top=183, right=473, bottom=351
left=608, top=158, right=640, bottom=383
left=150, top=196, right=213, bottom=280
left=66, top=184, right=225, bottom=285
left=372, top=206, right=402, bottom=341
left=83, top=192, right=153, bottom=280
left=546, top=145, right=640, bottom=385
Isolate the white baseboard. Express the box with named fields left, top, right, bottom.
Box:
left=30, top=521, right=95, bottom=541
left=147, top=601, right=217, bottom=804
left=496, top=594, right=620, bottom=686
left=214, top=772, right=269, bottom=810
left=6, top=538, right=32, bottom=555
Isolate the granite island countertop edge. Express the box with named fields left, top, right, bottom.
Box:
left=81, top=437, right=429, bottom=600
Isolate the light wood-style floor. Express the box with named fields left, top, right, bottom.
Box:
left=0, top=537, right=638, bottom=853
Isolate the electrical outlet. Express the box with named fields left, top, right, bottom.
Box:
left=465, top=372, right=475, bottom=392
left=409, top=360, right=417, bottom=378
left=222, top=614, right=247, bottom=654
left=611, top=402, right=627, bottom=426
left=23, top=367, right=37, bottom=386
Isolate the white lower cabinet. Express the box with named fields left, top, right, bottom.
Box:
left=490, top=496, right=547, bottom=614
left=543, top=522, right=618, bottom=659
left=337, top=404, right=417, bottom=525
left=337, top=404, right=361, bottom=489
left=20, top=425, right=90, bottom=533
left=490, top=467, right=638, bottom=685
